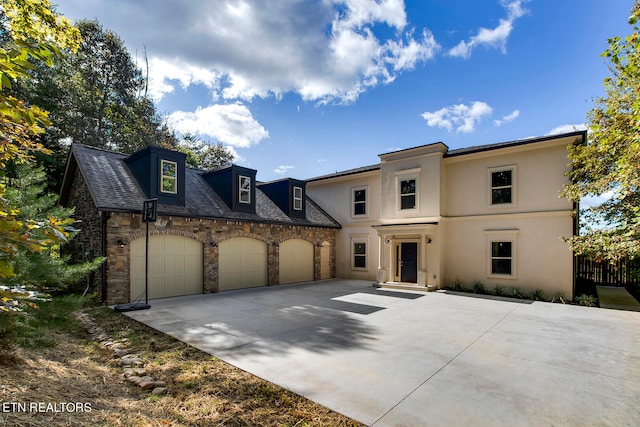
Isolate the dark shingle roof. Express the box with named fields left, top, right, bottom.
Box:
left=305, top=163, right=381, bottom=182
left=63, top=144, right=340, bottom=228
left=444, top=130, right=586, bottom=158
left=306, top=131, right=586, bottom=181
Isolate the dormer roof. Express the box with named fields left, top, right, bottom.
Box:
left=59, top=144, right=340, bottom=228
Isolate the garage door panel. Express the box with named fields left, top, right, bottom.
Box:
left=279, top=239, right=314, bottom=284
left=131, top=235, right=203, bottom=300
left=219, top=237, right=267, bottom=291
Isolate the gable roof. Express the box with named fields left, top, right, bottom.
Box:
left=60, top=144, right=340, bottom=228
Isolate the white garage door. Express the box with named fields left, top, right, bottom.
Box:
left=131, top=235, right=203, bottom=300
left=279, top=239, right=314, bottom=284
left=218, top=237, right=268, bottom=291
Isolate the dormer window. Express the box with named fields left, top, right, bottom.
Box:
left=293, top=186, right=303, bottom=211
left=161, top=160, right=177, bottom=194
left=239, top=175, right=251, bottom=204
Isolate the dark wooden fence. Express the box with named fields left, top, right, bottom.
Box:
left=575, top=255, right=640, bottom=287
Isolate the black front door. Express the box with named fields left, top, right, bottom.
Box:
left=400, top=242, right=418, bottom=283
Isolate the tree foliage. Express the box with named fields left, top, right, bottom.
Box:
left=11, top=18, right=236, bottom=187
left=178, top=133, right=235, bottom=170
left=564, top=4, right=640, bottom=262
left=0, top=0, right=81, bottom=279
left=3, top=165, right=104, bottom=290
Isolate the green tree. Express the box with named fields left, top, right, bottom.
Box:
left=3, top=165, right=104, bottom=290
left=0, top=0, right=81, bottom=279
left=564, top=4, right=640, bottom=262
left=10, top=19, right=180, bottom=191
left=178, top=133, right=235, bottom=170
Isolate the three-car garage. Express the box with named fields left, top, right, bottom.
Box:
left=130, top=235, right=322, bottom=299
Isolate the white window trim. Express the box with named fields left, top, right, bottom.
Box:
left=395, top=168, right=421, bottom=212
left=351, top=235, right=369, bottom=271
left=351, top=185, right=368, bottom=218
left=160, top=159, right=177, bottom=194
left=485, top=229, right=519, bottom=279
left=487, top=165, right=517, bottom=208
left=239, top=175, right=251, bottom=204
left=293, top=186, right=303, bottom=211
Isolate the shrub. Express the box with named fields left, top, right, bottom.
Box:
left=531, top=289, right=546, bottom=301
left=575, top=294, right=598, bottom=307
left=472, top=281, right=488, bottom=294
left=450, top=279, right=465, bottom=292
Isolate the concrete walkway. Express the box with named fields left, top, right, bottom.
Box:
left=124, top=280, right=640, bottom=426
left=597, top=286, right=640, bottom=311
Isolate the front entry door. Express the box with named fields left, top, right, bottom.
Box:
left=400, top=242, right=418, bottom=283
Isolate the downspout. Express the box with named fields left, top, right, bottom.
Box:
left=101, top=211, right=112, bottom=304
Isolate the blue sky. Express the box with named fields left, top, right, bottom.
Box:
left=53, top=0, right=633, bottom=181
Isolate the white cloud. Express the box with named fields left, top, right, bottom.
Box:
left=56, top=0, right=439, bottom=104
left=448, top=0, right=528, bottom=59
left=274, top=165, right=295, bottom=175
left=494, top=109, right=520, bottom=127
left=421, top=101, right=493, bottom=134
left=168, top=103, right=269, bottom=148
left=146, top=57, right=221, bottom=102
left=546, top=123, right=587, bottom=135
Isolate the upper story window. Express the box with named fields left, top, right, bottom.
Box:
left=239, top=175, right=251, bottom=204
left=160, top=160, right=177, bottom=194
left=489, top=166, right=516, bottom=206
left=400, top=178, right=416, bottom=210
left=352, top=187, right=367, bottom=217
left=293, top=186, right=303, bottom=211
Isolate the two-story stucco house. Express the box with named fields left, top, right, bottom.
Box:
left=306, top=130, right=585, bottom=299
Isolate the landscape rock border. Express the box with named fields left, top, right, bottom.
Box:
left=75, top=311, right=168, bottom=396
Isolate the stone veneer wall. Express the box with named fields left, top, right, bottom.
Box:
left=65, top=168, right=106, bottom=296
left=105, top=214, right=337, bottom=304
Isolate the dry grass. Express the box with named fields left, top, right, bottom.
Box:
left=0, top=304, right=363, bottom=427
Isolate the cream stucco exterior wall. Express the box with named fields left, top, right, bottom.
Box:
left=307, top=170, right=381, bottom=281
left=307, top=132, right=582, bottom=299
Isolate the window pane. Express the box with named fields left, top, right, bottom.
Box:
left=161, top=177, right=176, bottom=193
left=492, top=241, right=512, bottom=257
left=401, top=194, right=415, bottom=210
left=492, top=188, right=512, bottom=204
left=294, top=187, right=302, bottom=198
left=400, top=179, right=415, bottom=195
left=294, top=198, right=302, bottom=210
left=354, top=255, right=366, bottom=268
left=492, top=259, right=512, bottom=275
left=162, top=161, right=176, bottom=178
left=354, top=189, right=366, bottom=202
left=240, top=176, right=250, bottom=190
left=492, top=170, right=511, bottom=187
left=354, top=243, right=366, bottom=255
left=354, top=202, right=366, bottom=215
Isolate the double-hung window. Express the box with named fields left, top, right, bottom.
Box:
left=491, top=242, right=513, bottom=275
left=239, top=175, right=251, bottom=204
left=352, top=187, right=367, bottom=217
left=489, top=166, right=516, bottom=206
left=160, top=160, right=177, bottom=194
left=353, top=242, right=367, bottom=269
left=351, top=235, right=368, bottom=271
left=400, top=179, right=416, bottom=210
left=486, top=230, right=518, bottom=279
left=293, top=186, right=303, bottom=211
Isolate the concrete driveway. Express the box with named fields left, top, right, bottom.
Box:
left=124, top=280, right=640, bottom=426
